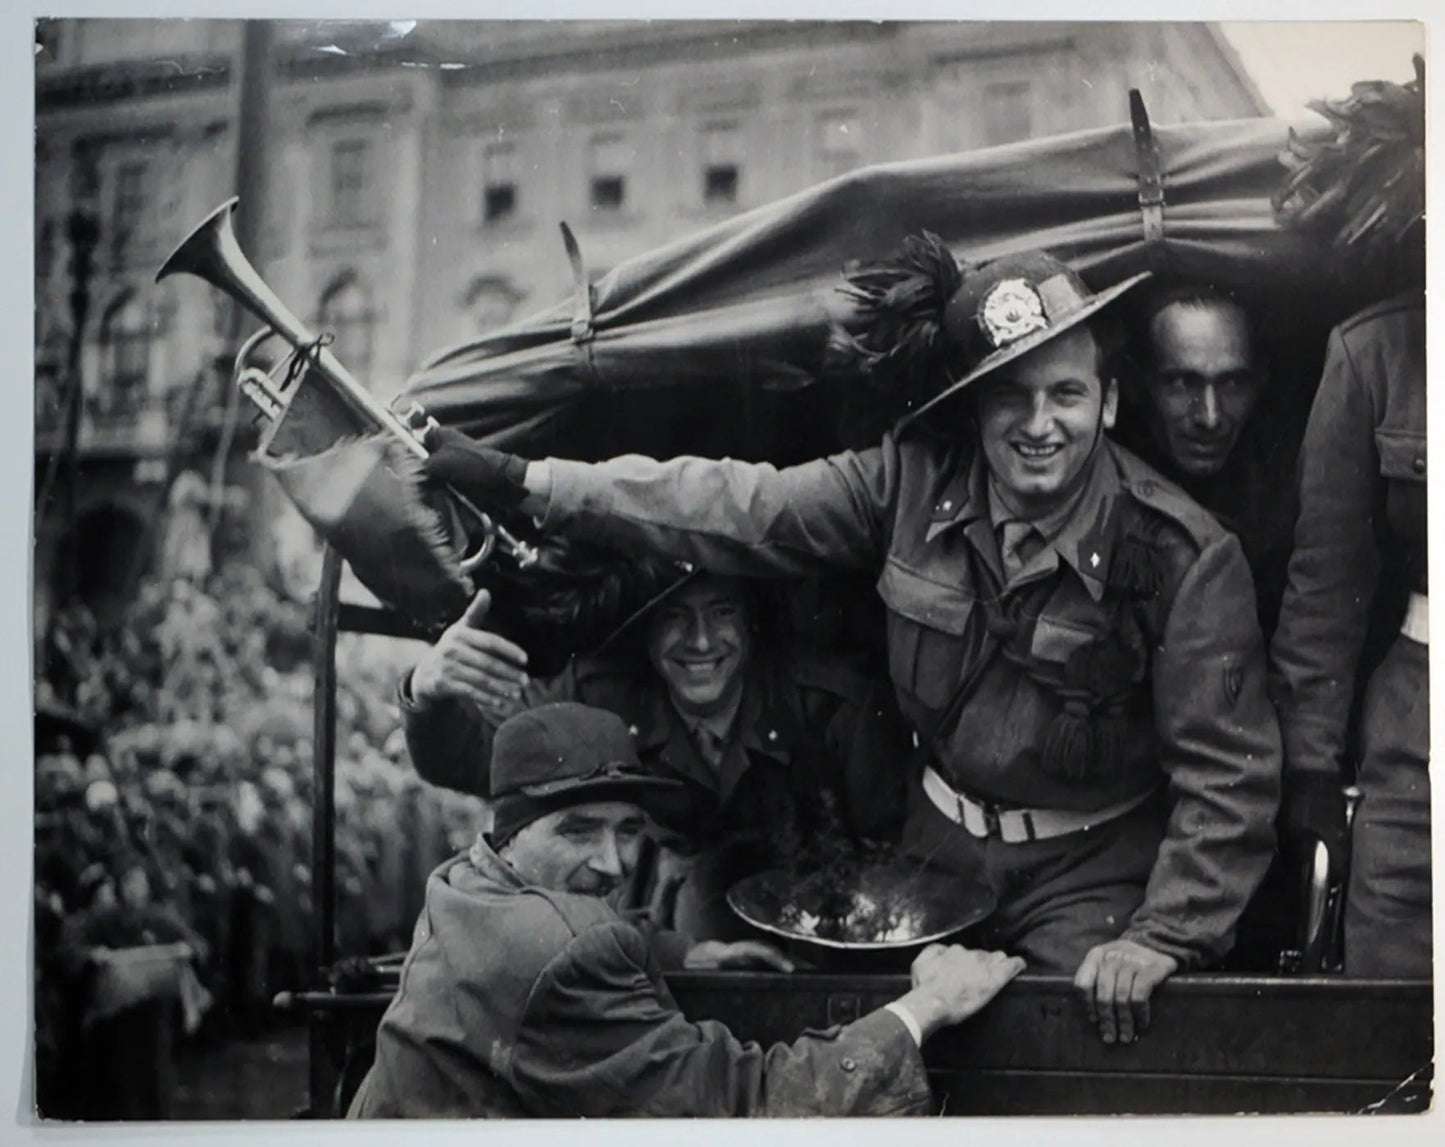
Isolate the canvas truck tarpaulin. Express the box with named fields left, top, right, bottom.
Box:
left=402, top=110, right=1381, bottom=467
left=246, top=105, right=1384, bottom=629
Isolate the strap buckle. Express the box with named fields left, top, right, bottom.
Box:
left=981, top=802, right=1002, bottom=838
left=1129, top=89, right=1166, bottom=249
left=957, top=792, right=1002, bottom=838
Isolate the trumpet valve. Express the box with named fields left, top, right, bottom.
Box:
left=237, top=366, right=285, bottom=422
left=402, top=401, right=442, bottom=449
left=496, top=523, right=541, bottom=569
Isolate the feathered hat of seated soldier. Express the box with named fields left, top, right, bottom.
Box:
left=495, top=538, right=698, bottom=671
left=827, top=234, right=1149, bottom=429
left=1273, top=55, right=1425, bottom=267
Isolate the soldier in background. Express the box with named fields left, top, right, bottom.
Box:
left=1114, top=286, right=1297, bottom=639
left=1269, top=58, right=1428, bottom=978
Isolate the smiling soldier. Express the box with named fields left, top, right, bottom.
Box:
left=399, top=569, right=910, bottom=939
left=420, top=239, right=1282, bottom=1045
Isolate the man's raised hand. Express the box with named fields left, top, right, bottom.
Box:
left=410, top=589, right=530, bottom=723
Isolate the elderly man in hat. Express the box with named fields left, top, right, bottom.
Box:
left=398, top=568, right=910, bottom=938
left=349, top=702, right=1024, bottom=1118
left=421, top=240, right=1282, bottom=1045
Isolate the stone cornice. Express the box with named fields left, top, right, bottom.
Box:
left=37, top=56, right=231, bottom=111
left=441, top=23, right=900, bottom=88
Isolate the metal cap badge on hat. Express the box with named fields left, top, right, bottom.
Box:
left=899, top=251, right=1150, bottom=429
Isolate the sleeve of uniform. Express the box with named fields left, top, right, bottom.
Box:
left=398, top=663, right=584, bottom=797
left=1122, top=533, right=1282, bottom=966
left=539, top=443, right=901, bottom=576
left=1268, top=327, right=1381, bottom=777
left=506, top=919, right=932, bottom=1117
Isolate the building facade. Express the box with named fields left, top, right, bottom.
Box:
left=34, top=18, right=1266, bottom=617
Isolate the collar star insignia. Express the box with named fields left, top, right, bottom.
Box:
left=1090, top=552, right=1101, bottom=568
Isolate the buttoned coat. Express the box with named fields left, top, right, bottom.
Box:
left=347, top=838, right=932, bottom=1118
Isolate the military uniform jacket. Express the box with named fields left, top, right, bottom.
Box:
left=347, top=838, right=931, bottom=1118
left=1116, top=421, right=1300, bottom=641
left=401, top=651, right=909, bottom=849
left=539, top=433, right=1282, bottom=967
left=1270, top=293, right=1427, bottom=778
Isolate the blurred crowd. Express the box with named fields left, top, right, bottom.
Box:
left=34, top=560, right=484, bottom=1116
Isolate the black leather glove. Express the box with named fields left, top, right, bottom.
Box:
left=1280, top=769, right=1349, bottom=878
left=421, top=427, right=529, bottom=511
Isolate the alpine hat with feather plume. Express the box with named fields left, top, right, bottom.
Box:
left=831, top=233, right=1149, bottom=430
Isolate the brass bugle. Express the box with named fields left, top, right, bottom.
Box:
left=156, top=197, right=538, bottom=570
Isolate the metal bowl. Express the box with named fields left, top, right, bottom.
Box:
left=726, top=861, right=996, bottom=953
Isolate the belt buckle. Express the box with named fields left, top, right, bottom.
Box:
left=980, top=801, right=1002, bottom=839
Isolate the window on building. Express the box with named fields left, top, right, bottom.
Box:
left=99, top=290, right=151, bottom=413
left=108, top=159, right=151, bottom=266
left=482, top=141, right=519, bottom=225
left=71, top=140, right=101, bottom=201
left=37, top=217, right=56, bottom=285
left=318, top=273, right=377, bottom=380
left=464, top=276, right=524, bottom=334
left=982, top=81, right=1033, bottom=147
left=115, top=161, right=148, bottom=227
left=700, top=120, right=743, bottom=207
left=815, top=110, right=863, bottom=180
left=703, top=167, right=738, bottom=204
left=588, top=134, right=630, bottom=212
left=329, top=139, right=376, bottom=228
left=35, top=323, right=66, bottom=426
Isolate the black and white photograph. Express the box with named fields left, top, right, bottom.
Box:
left=24, top=8, right=1434, bottom=1127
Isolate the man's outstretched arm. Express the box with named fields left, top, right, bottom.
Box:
left=508, top=927, right=1023, bottom=1118
left=420, top=426, right=902, bottom=577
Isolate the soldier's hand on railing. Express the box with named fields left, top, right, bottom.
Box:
left=897, top=944, right=1026, bottom=1041
left=420, top=427, right=531, bottom=511
left=1074, top=938, right=1178, bottom=1045
left=410, top=589, right=530, bottom=722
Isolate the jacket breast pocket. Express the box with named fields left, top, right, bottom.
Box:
left=877, top=558, right=974, bottom=711
left=1376, top=428, right=1426, bottom=483
left=1030, top=614, right=1096, bottom=667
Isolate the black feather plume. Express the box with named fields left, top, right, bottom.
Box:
left=1274, top=56, right=1425, bottom=263
left=825, top=232, right=969, bottom=419
left=484, top=536, right=686, bottom=675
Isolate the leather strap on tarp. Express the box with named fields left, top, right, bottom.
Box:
left=1130, top=89, right=1165, bottom=247
left=559, top=221, right=595, bottom=345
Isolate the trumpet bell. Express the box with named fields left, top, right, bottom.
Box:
left=154, top=195, right=242, bottom=288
